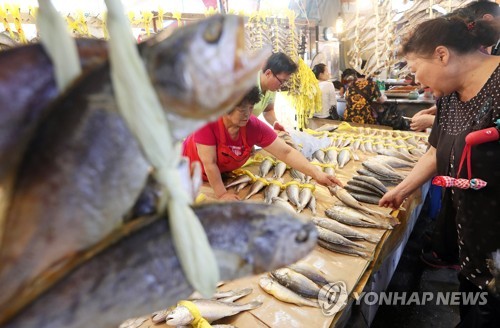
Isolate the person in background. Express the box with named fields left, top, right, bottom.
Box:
left=253, top=52, right=297, bottom=132
left=379, top=16, right=500, bottom=326
left=343, top=71, right=386, bottom=124
left=411, top=0, right=500, bottom=132
left=312, top=63, right=338, bottom=119
left=333, top=80, right=345, bottom=98
left=183, top=86, right=342, bottom=201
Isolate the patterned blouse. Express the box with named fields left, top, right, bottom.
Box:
left=343, top=79, right=381, bottom=125
left=429, top=64, right=500, bottom=290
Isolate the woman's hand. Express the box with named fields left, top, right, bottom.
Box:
left=410, top=114, right=434, bottom=131
left=218, top=192, right=240, bottom=201
left=378, top=187, right=408, bottom=209
left=314, top=171, right=343, bottom=187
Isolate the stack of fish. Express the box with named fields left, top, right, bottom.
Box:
left=344, top=174, right=388, bottom=205
left=259, top=262, right=335, bottom=308
left=357, top=160, right=407, bottom=187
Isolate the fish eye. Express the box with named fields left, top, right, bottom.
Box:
left=295, top=229, right=310, bottom=243
left=203, top=19, right=223, bottom=43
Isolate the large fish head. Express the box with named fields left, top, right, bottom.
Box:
left=142, top=14, right=270, bottom=138
left=248, top=206, right=318, bottom=273
left=165, top=305, right=193, bottom=326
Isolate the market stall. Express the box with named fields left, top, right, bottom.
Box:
left=132, top=120, right=430, bottom=327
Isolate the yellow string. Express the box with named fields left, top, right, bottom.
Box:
left=142, top=11, right=153, bottom=37
left=177, top=301, right=212, bottom=328
left=0, top=5, right=15, bottom=40
left=10, top=4, right=26, bottom=43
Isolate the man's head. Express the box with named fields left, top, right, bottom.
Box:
left=260, top=52, right=298, bottom=92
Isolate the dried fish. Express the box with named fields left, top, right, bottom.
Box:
left=166, top=299, right=262, bottom=325
left=316, top=226, right=366, bottom=249
left=259, top=158, right=274, bottom=177
left=338, top=149, right=351, bottom=168
left=259, top=276, right=319, bottom=308
left=271, top=197, right=296, bottom=214
left=325, top=205, right=393, bottom=230
left=288, top=263, right=330, bottom=287
left=350, top=193, right=382, bottom=205
left=325, top=149, right=338, bottom=166
left=297, top=187, right=313, bottom=213
left=244, top=177, right=267, bottom=200
left=290, top=168, right=306, bottom=183
left=307, top=195, right=317, bottom=216
left=312, top=217, right=379, bottom=243
left=264, top=180, right=282, bottom=204
left=271, top=268, right=321, bottom=298
left=272, top=161, right=287, bottom=179
left=318, top=240, right=370, bottom=259
left=286, top=180, right=301, bottom=207
left=312, top=149, right=326, bottom=163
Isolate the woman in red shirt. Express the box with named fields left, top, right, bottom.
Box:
left=183, top=87, right=341, bottom=200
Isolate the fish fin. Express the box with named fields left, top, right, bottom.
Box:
left=241, top=300, right=263, bottom=311
left=364, top=234, right=380, bottom=244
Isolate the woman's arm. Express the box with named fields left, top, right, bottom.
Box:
left=264, top=138, right=342, bottom=187
left=379, top=146, right=437, bottom=209
left=196, top=143, right=240, bottom=200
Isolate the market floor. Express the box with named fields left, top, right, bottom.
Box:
left=353, top=199, right=461, bottom=328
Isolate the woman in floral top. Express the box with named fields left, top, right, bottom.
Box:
left=343, top=72, right=386, bottom=124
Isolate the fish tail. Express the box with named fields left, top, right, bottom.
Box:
left=241, top=300, right=263, bottom=311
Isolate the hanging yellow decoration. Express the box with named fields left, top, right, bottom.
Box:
left=141, top=11, right=153, bottom=37
left=76, top=10, right=90, bottom=37
left=9, top=4, right=27, bottom=43
left=0, top=5, right=15, bottom=39
left=157, top=7, right=164, bottom=30
left=66, top=15, right=81, bottom=35
left=172, top=11, right=182, bottom=26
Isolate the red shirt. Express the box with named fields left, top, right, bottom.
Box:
left=182, top=116, right=277, bottom=178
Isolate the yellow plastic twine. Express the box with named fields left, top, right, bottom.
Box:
left=231, top=169, right=258, bottom=183
left=177, top=301, right=212, bottom=328
left=104, top=0, right=218, bottom=297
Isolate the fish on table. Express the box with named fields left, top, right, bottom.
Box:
left=3, top=202, right=318, bottom=328
left=0, top=14, right=270, bottom=327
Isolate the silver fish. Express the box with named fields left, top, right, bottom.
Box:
left=338, top=149, right=351, bottom=168
left=377, top=149, right=417, bottom=163
left=259, top=276, right=319, bottom=308
left=312, top=217, right=379, bottom=243
left=324, top=166, right=335, bottom=176
left=313, top=149, right=326, bottom=163
left=271, top=268, right=321, bottom=298
left=286, top=180, right=301, bottom=207
left=307, top=195, right=317, bottom=216
left=356, top=169, right=400, bottom=184
left=244, top=177, right=267, bottom=200
left=3, top=202, right=317, bottom=328
left=325, top=205, right=393, bottom=230
left=278, top=189, right=288, bottom=201
left=235, top=181, right=249, bottom=192
left=347, top=180, right=386, bottom=197
left=372, top=155, right=415, bottom=169
left=350, top=193, right=382, bottom=205
left=290, top=168, right=306, bottom=183
left=318, top=240, right=370, bottom=259
left=271, top=197, right=296, bottom=214
left=288, top=262, right=330, bottom=287
left=316, top=226, right=366, bottom=249
left=264, top=180, right=282, bottom=204
left=351, top=139, right=361, bottom=151
left=362, top=161, right=405, bottom=180
left=225, top=174, right=252, bottom=188
left=166, top=299, right=262, bottom=325
left=272, top=161, right=287, bottom=179
left=297, top=187, right=313, bottom=213
left=259, top=158, right=274, bottom=177
left=325, top=149, right=338, bottom=165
